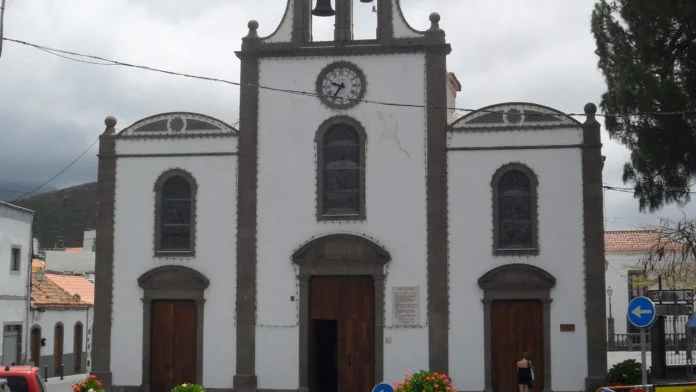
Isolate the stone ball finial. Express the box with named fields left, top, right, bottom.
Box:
left=105, top=116, right=117, bottom=127
left=248, top=20, right=259, bottom=32
left=429, top=12, right=441, bottom=24
left=584, top=103, right=597, bottom=115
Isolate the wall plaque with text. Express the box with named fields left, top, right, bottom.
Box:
left=393, top=286, right=420, bottom=326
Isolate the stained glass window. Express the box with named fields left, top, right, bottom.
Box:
left=497, top=170, right=533, bottom=249
left=322, top=124, right=361, bottom=217
left=160, top=176, right=192, bottom=250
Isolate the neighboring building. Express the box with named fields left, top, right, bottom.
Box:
left=28, top=269, right=93, bottom=377
left=44, top=230, right=96, bottom=276
left=0, top=201, right=34, bottom=366
left=91, top=2, right=607, bottom=392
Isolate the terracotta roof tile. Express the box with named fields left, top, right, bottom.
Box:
left=45, top=273, right=94, bottom=305
left=31, top=272, right=90, bottom=309
left=64, top=247, right=83, bottom=252
left=605, top=230, right=683, bottom=253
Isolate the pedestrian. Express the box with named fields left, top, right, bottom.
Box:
left=517, top=351, right=534, bottom=392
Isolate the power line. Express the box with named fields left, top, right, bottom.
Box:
left=4, top=36, right=696, bottom=120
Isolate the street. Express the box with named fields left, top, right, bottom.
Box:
left=43, top=374, right=86, bottom=392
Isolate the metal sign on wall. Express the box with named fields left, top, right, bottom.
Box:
left=392, top=286, right=420, bottom=327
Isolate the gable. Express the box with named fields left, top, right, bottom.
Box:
left=117, top=112, right=238, bottom=138
left=449, top=102, right=581, bottom=132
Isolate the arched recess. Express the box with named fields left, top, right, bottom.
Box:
left=153, top=169, right=198, bottom=257
left=30, top=325, right=41, bottom=367
left=138, top=265, right=210, bottom=390
left=74, top=322, right=83, bottom=373
left=292, top=234, right=391, bottom=390
left=54, top=322, right=64, bottom=375
left=491, top=163, right=539, bottom=256
left=478, top=263, right=555, bottom=392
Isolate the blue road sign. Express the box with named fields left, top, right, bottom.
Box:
left=627, top=296, right=656, bottom=328
left=372, top=383, right=395, bottom=392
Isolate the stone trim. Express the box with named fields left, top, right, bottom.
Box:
left=315, top=61, right=368, bottom=110
left=153, top=169, right=198, bottom=258
left=581, top=103, right=607, bottom=392
left=137, top=265, right=209, bottom=391
left=292, top=234, right=391, bottom=390
left=315, top=116, right=367, bottom=221
left=447, top=144, right=589, bottom=151
left=117, top=112, right=238, bottom=137
left=116, top=152, right=238, bottom=158
left=478, top=263, right=556, bottom=392
left=490, top=163, right=540, bottom=257
left=9, top=244, right=21, bottom=272
left=92, top=117, right=118, bottom=391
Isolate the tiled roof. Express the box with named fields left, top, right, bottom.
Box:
left=605, top=230, right=683, bottom=253
left=46, top=273, right=94, bottom=305
left=31, top=259, right=45, bottom=271
left=31, top=272, right=91, bottom=309
left=64, top=247, right=83, bottom=252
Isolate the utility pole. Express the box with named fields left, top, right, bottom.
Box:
left=0, top=0, right=6, bottom=59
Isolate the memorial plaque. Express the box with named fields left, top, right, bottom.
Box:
left=393, top=286, right=420, bottom=326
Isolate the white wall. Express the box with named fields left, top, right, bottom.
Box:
left=256, top=53, right=429, bottom=389
left=44, top=251, right=95, bottom=274
left=83, top=230, right=96, bottom=252
left=448, top=127, right=588, bottom=391
left=29, top=307, right=90, bottom=358
left=111, top=146, right=238, bottom=389
left=606, top=254, right=640, bottom=335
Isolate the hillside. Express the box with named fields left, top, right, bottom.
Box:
left=11, top=182, right=98, bottom=249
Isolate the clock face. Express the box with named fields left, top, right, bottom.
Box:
left=316, top=62, right=366, bottom=109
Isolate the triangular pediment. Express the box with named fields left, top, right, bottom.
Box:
left=478, top=263, right=556, bottom=290
left=292, top=234, right=391, bottom=266
left=118, top=112, right=238, bottom=138
left=450, top=103, right=581, bottom=132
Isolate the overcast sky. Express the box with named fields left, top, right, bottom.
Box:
left=0, top=0, right=694, bottom=229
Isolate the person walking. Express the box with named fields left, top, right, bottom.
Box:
left=517, top=351, right=534, bottom=392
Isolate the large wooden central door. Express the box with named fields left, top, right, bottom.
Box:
left=491, top=300, right=544, bottom=392
left=309, top=276, right=375, bottom=392
left=150, top=300, right=197, bottom=392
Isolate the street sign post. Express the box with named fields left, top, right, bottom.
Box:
left=627, top=296, right=656, bottom=389
left=372, top=383, right=395, bottom=392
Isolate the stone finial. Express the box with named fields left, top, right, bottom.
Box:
left=429, top=12, right=441, bottom=31
left=583, top=102, right=599, bottom=125
left=247, top=20, right=259, bottom=39
left=104, top=116, right=117, bottom=135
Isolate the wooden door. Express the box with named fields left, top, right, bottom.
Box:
left=54, top=323, right=64, bottom=375
left=30, top=327, right=41, bottom=366
left=491, top=300, right=544, bottom=392
left=309, top=276, right=375, bottom=392
left=150, top=300, right=198, bottom=392
left=74, top=323, right=83, bottom=373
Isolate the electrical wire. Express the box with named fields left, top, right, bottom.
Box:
left=4, top=37, right=696, bottom=120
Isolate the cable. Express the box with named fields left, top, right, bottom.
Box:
left=15, top=137, right=100, bottom=200
left=4, top=36, right=696, bottom=120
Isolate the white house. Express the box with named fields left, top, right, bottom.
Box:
left=91, top=1, right=607, bottom=392
left=0, top=201, right=34, bottom=366
left=44, top=230, right=96, bottom=276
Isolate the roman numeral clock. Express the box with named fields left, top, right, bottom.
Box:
left=316, top=61, right=367, bottom=109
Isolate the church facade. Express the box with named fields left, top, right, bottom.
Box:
left=90, top=1, right=607, bottom=392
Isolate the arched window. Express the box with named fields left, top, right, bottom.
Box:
left=317, top=118, right=366, bottom=220
left=492, top=164, right=538, bottom=255
left=154, top=170, right=197, bottom=255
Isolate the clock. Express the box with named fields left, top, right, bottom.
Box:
left=316, top=61, right=367, bottom=109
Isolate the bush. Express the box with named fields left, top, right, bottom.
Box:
left=72, top=375, right=104, bottom=392
left=605, top=359, right=651, bottom=386
left=394, top=370, right=458, bottom=392
left=171, top=383, right=205, bottom=392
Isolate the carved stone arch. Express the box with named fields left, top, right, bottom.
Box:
left=137, top=265, right=209, bottom=391
left=153, top=168, right=198, bottom=257
left=478, top=263, right=555, bottom=392
left=292, top=233, right=391, bottom=390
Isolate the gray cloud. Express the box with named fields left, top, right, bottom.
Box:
left=1, top=0, right=693, bottom=225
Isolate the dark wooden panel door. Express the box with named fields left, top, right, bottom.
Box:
left=309, top=276, right=375, bottom=392
left=54, top=324, right=64, bottom=375
left=74, top=323, right=83, bottom=373
left=150, top=300, right=198, bottom=392
left=30, top=327, right=41, bottom=367
left=491, top=300, right=544, bottom=392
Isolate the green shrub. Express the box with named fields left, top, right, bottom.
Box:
left=394, top=370, right=457, bottom=392
left=605, top=359, right=651, bottom=386
left=171, top=383, right=205, bottom=392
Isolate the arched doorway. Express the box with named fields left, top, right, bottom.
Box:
left=74, top=322, right=83, bottom=373
left=30, top=326, right=41, bottom=367
left=292, top=234, right=391, bottom=392
left=478, top=263, right=556, bottom=392
left=54, top=323, right=64, bottom=376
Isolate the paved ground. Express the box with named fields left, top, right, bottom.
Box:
left=43, top=373, right=86, bottom=392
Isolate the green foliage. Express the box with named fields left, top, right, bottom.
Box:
left=591, top=0, right=696, bottom=212
left=72, top=374, right=104, bottom=392
left=394, top=370, right=457, bottom=392
left=605, top=359, right=651, bottom=386
left=11, top=182, right=97, bottom=249
left=171, top=383, right=205, bottom=392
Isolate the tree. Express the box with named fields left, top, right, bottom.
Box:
left=640, top=218, right=696, bottom=285
left=591, top=0, right=696, bottom=212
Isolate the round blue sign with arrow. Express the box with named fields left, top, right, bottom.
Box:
left=372, top=382, right=395, bottom=392
left=627, top=295, right=656, bottom=328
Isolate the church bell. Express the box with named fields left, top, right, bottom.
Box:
left=311, top=0, right=336, bottom=17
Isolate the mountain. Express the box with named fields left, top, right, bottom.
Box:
left=0, top=181, right=58, bottom=201
left=9, top=182, right=98, bottom=249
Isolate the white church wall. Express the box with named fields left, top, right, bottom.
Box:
left=110, top=153, right=238, bottom=388
left=255, top=53, right=430, bottom=389
left=448, top=143, right=587, bottom=391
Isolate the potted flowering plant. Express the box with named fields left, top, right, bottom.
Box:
left=394, top=370, right=458, bottom=392
left=72, top=375, right=104, bottom=392
left=171, top=383, right=205, bottom=392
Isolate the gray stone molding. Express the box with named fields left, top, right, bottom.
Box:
left=581, top=103, right=607, bottom=392
left=92, top=116, right=118, bottom=391
left=292, top=234, right=391, bottom=390
left=117, top=112, right=238, bottom=138
left=449, top=102, right=582, bottom=132
left=478, top=263, right=556, bottom=392
left=490, top=163, right=540, bottom=257
left=137, top=265, right=210, bottom=392
left=153, top=168, right=198, bottom=258
left=315, top=116, right=367, bottom=221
